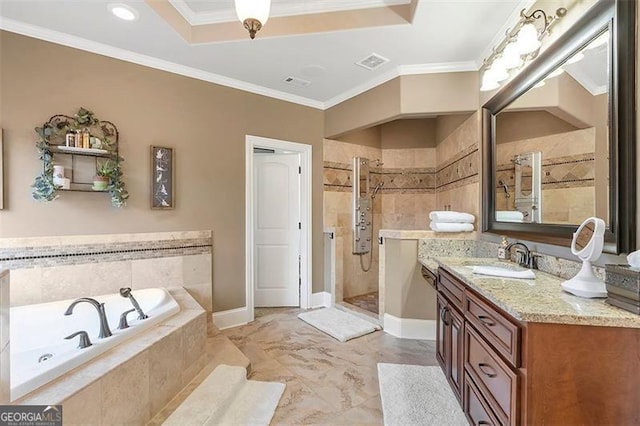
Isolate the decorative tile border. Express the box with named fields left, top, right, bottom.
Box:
left=496, top=153, right=595, bottom=191
left=0, top=233, right=212, bottom=270
left=324, top=161, right=438, bottom=194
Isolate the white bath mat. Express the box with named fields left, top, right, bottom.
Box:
left=377, top=363, right=467, bottom=426
left=297, top=307, right=381, bottom=342
left=163, top=364, right=285, bottom=426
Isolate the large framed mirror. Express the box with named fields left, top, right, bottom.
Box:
left=482, top=0, right=636, bottom=254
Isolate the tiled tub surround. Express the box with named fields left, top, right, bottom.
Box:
left=10, top=288, right=180, bottom=400
left=0, top=270, right=9, bottom=404
left=3, top=231, right=213, bottom=313
left=429, top=257, right=640, bottom=328
left=14, top=288, right=207, bottom=425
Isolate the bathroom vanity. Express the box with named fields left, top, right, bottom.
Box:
left=427, top=257, right=640, bottom=425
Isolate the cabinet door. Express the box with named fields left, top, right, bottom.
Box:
left=448, top=306, right=464, bottom=401
left=436, top=294, right=447, bottom=368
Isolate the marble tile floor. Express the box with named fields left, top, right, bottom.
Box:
left=343, top=292, right=379, bottom=314
left=223, top=307, right=439, bottom=425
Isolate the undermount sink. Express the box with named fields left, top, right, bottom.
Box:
left=458, top=259, right=527, bottom=271
left=458, top=260, right=536, bottom=279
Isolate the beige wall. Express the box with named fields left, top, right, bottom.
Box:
left=0, top=31, right=325, bottom=312
left=336, top=125, right=382, bottom=148
left=496, top=110, right=580, bottom=144
left=380, top=118, right=437, bottom=149
left=325, top=72, right=479, bottom=139
left=383, top=239, right=436, bottom=320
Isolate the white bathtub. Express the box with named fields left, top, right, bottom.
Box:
left=10, top=287, right=180, bottom=400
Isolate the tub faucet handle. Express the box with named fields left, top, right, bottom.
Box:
left=118, top=308, right=136, bottom=330
left=65, top=331, right=92, bottom=349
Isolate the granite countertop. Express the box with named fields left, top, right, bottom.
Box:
left=379, top=229, right=477, bottom=240
left=424, top=256, right=640, bottom=329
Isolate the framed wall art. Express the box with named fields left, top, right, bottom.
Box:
left=151, top=145, right=174, bottom=209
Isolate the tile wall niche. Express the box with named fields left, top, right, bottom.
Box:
left=496, top=128, right=597, bottom=224
left=2, top=230, right=213, bottom=313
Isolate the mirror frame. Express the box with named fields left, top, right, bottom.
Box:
left=482, top=0, right=636, bottom=254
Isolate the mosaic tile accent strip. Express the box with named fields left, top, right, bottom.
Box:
left=496, top=153, right=595, bottom=191
left=0, top=236, right=212, bottom=270
left=323, top=161, right=436, bottom=194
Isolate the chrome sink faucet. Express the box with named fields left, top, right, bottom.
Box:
left=505, top=242, right=539, bottom=269
left=64, top=298, right=113, bottom=339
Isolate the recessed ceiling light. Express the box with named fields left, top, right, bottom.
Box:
left=108, top=3, right=138, bottom=21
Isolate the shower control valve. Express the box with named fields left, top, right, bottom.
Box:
left=360, top=226, right=366, bottom=230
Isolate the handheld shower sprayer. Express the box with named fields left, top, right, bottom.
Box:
left=119, top=287, right=148, bottom=320
left=371, top=182, right=384, bottom=199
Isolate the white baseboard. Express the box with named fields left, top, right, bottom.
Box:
left=383, top=313, right=436, bottom=340
left=311, top=291, right=332, bottom=308
left=212, top=307, right=249, bottom=330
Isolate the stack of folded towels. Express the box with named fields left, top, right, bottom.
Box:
left=429, top=211, right=475, bottom=233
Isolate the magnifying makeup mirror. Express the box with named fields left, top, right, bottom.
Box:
left=561, top=217, right=607, bottom=298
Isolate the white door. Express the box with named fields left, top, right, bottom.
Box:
left=254, top=153, right=301, bottom=307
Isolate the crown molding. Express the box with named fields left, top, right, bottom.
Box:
left=169, top=0, right=410, bottom=25
left=2, top=18, right=484, bottom=111
left=0, top=18, right=325, bottom=110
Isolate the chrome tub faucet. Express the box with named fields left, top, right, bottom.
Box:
left=119, top=288, right=148, bottom=320
left=64, top=297, right=113, bottom=339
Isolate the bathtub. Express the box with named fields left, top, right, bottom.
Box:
left=10, top=287, right=180, bottom=400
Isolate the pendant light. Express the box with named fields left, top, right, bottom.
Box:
left=235, top=0, right=271, bottom=39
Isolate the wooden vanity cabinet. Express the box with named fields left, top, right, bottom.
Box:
left=436, top=266, right=640, bottom=426
left=436, top=292, right=464, bottom=401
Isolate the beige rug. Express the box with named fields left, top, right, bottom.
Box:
left=298, top=307, right=381, bottom=342
left=163, top=364, right=285, bottom=426
left=377, top=363, right=467, bottom=426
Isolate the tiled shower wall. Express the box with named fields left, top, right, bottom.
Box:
left=323, top=112, right=480, bottom=299
left=434, top=112, right=481, bottom=221
left=495, top=127, right=597, bottom=224
left=2, top=231, right=213, bottom=312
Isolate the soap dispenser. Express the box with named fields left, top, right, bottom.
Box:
left=497, top=236, right=508, bottom=260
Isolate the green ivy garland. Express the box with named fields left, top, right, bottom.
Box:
left=32, top=107, right=129, bottom=207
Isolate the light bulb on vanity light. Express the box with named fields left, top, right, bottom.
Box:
left=480, top=69, right=500, bottom=92
left=502, top=42, right=522, bottom=69
left=490, top=57, right=509, bottom=82
left=517, top=23, right=541, bottom=54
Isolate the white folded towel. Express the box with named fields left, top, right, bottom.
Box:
left=429, top=222, right=474, bottom=233
left=472, top=266, right=535, bottom=279
left=496, top=211, right=524, bottom=222
left=429, top=211, right=475, bottom=223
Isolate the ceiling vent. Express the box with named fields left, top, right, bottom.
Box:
left=355, top=53, right=390, bottom=70
left=283, top=76, right=311, bottom=87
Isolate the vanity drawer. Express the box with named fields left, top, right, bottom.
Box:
left=438, top=269, right=465, bottom=310
left=465, top=325, right=518, bottom=426
left=464, top=373, right=501, bottom=426
left=465, top=291, right=520, bottom=367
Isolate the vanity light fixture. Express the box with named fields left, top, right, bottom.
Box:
left=108, top=3, right=139, bottom=21
left=480, top=6, right=567, bottom=91
left=235, top=0, right=271, bottom=39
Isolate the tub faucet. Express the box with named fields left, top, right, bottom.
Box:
left=119, top=288, right=148, bottom=320
left=64, top=298, right=113, bottom=339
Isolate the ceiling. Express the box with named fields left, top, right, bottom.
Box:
left=0, top=0, right=531, bottom=109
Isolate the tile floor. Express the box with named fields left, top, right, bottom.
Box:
left=343, top=292, right=379, bottom=314
left=222, top=307, right=439, bottom=425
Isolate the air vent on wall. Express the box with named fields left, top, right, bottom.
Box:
left=355, top=53, right=390, bottom=70
left=283, top=76, right=311, bottom=87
